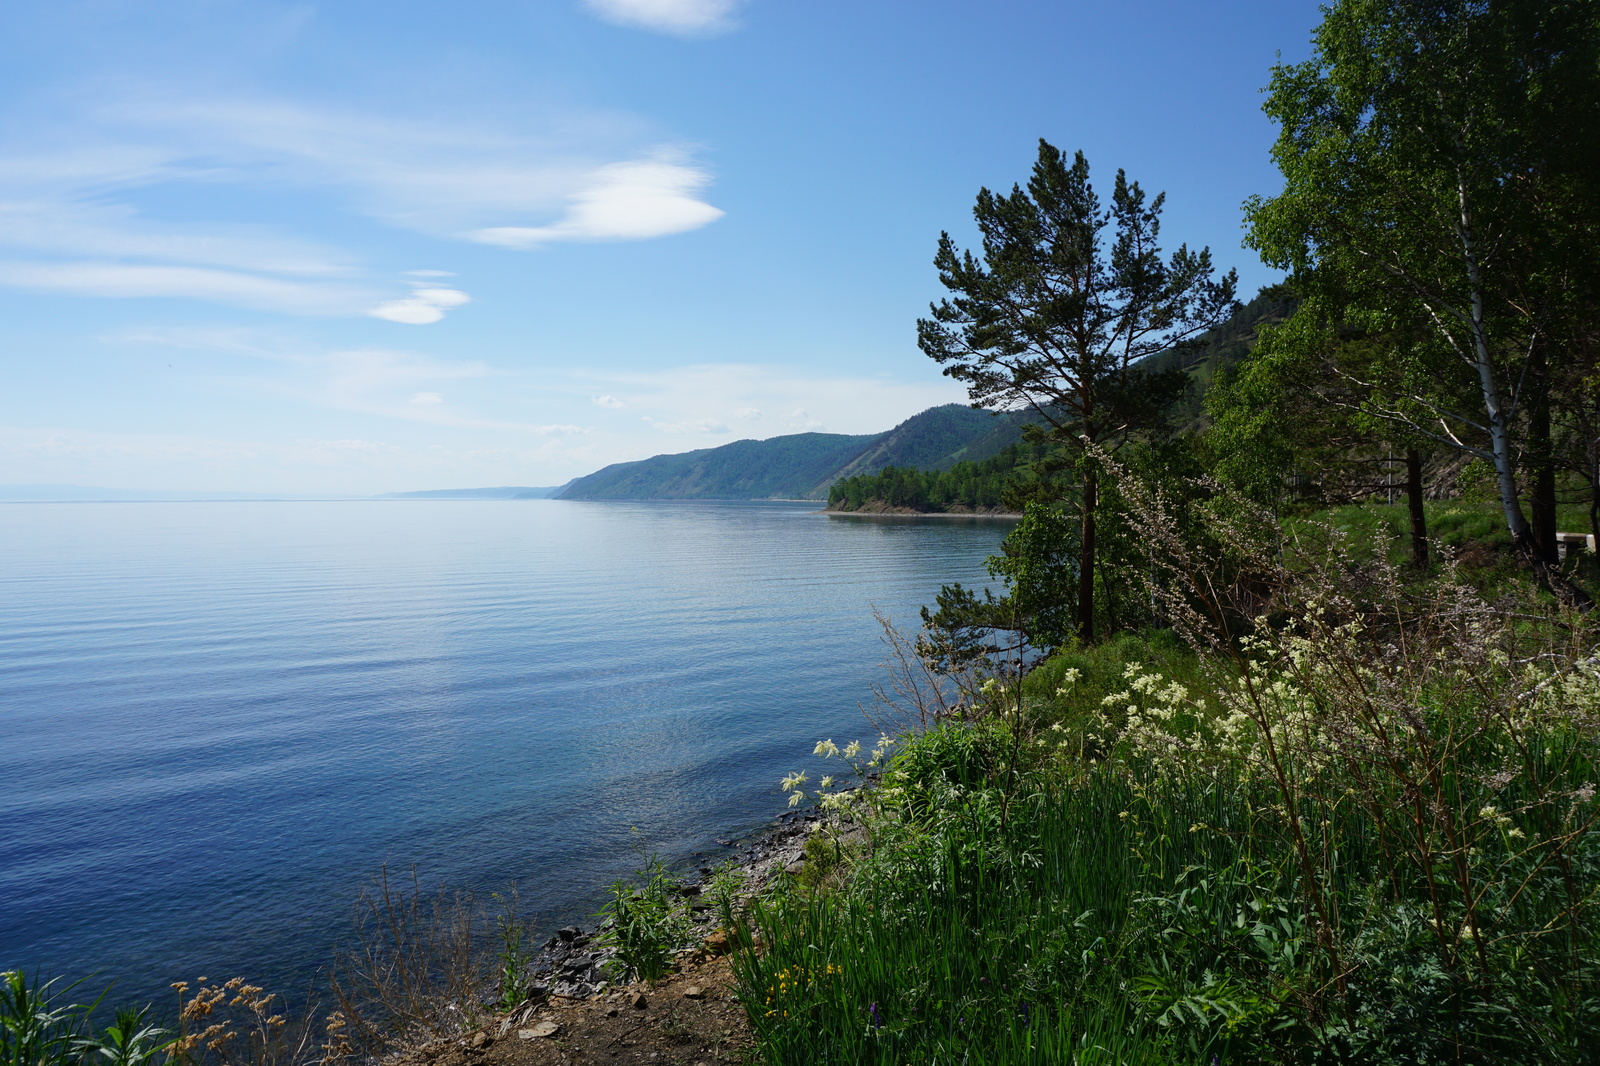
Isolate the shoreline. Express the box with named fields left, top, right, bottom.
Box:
left=388, top=808, right=847, bottom=1066
left=820, top=506, right=1022, bottom=519
left=525, top=807, right=827, bottom=999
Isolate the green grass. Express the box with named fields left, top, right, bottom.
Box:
left=735, top=615, right=1600, bottom=1065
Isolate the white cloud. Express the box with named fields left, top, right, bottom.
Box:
left=470, top=156, right=723, bottom=247
left=643, top=416, right=730, bottom=434
left=0, top=94, right=721, bottom=314
left=368, top=286, right=472, bottom=325
left=593, top=394, right=626, bottom=408
left=0, top=199, right=355, bottom=277
left=0, top=359, right=967, bottom=494
left=781, top=408, right=823, bottom=431
left=584, top=0, right=745, bottom=35
left=0, top=260, right=375, bottom=315
left=574, top=363, right=967, bottom=443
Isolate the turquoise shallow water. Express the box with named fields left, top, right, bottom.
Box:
left=0, top=499, right=1009, bottom=1006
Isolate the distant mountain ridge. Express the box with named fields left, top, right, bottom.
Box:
left=555, top=404, right=1025, bottom=501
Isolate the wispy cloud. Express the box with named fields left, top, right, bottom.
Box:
left=643, top=415, right=730, bottom=433
left=112, top=327, right=581, bottom=432
left=0, top=93, right=720, bottom=314
left=0, top=260, right=375, bottom=315
left=0, top=199, right=355, bottom=276
left=583, top=0, right=746, bottom=36
left=574, top=363, right=966, bottom=440
left=0, top=423, right=597, bottom=494
left=469, top=155, right=723, bottom=247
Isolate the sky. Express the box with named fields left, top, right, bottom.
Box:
left=0, top=0, right=1324, bottom=494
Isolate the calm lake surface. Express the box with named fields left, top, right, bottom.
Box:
left=0, top=500, right=1009, bottom=1006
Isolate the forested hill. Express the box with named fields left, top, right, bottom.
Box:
left=555, top=403, right=1025, bottom=501
left=1143, top=284, right=1296, bottom=428
left=826, top=289, right=1295, bottom=513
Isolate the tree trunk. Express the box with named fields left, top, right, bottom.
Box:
left=1591, top=460, right=1600, bottom=548
left=1532, top=460, right=1559, bottom=565
left=1077, top=465, right=1096, bottom=643
left=1406, top=448, right=1429, bottom=568
left=1530, top=340, right=1559, bottom=565
left=1455, top=183, right=1533, bottom=548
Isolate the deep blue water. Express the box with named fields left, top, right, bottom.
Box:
left=0, top=500, right=1008, bottom=1007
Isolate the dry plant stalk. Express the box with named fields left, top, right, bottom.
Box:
left=168, top=976, right=326, bottom=1066
left=860, top=606, right=998, bottom=735
left=327, top=868, right=489, bottom=1056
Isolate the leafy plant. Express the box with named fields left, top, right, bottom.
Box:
left=1, top=970, right=96, bottom=1066
left=598, top=856, right=693, bottom=984
left=77, top=1007, right=172, bottom=1066
left=489, top=892, right=530, bottom=1011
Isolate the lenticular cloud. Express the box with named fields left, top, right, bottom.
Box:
left=469, top=157, right=724, bottom=248
left=368, top=286, right=471, bottom=325
left=583, top=0, right=743, bottom=36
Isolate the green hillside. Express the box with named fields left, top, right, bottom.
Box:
left=825, top=289, right=1292, bottom=512
left=556, top=432, right=879, bottom=500
left=825, top=404, right=1024, bottom=482
left=1143, top=284, right=1296, bottom=428
left=556, top=403, right=1032, bottom=501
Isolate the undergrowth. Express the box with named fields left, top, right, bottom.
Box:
left=737, top=499, right=1600, bottom=1065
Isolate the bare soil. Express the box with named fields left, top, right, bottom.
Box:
left=387, top=812, right=847, bottom=1066
left=395, top=948, right=754, bottom=1066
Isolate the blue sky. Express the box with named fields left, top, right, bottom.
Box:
left=0, top=0, right=1321, bottom=494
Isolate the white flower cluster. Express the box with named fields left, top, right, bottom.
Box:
left=1091, top=660, right=1212, bottom=760
left=779, top=734, right=897, bottom=811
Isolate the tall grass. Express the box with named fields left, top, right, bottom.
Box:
left=739, top=720, right=1600, bottom=1063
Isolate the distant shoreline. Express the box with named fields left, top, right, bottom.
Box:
left=820, top=506, right=1022, bottom=519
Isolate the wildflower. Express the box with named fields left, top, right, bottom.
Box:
left=814, top=739, right=840, bottom=758
left=843, top=741, right=862, bottom=759
left=820, top=776, right=834, bottom=788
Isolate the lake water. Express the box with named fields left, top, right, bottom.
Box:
left=0, top=500, right=1009, bottom=1007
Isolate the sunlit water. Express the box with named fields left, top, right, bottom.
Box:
left=0, top=500, right=1009, bottom=1006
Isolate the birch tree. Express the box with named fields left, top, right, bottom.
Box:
left=1244, top=0, right=1600, bottom=581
